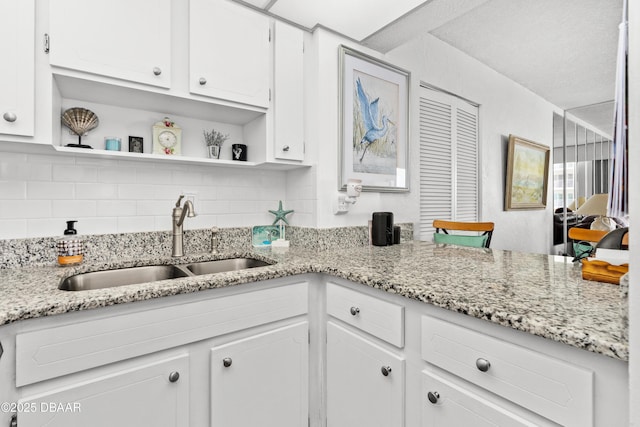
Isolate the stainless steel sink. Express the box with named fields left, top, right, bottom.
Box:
left=59, top=258, right=273, bottom=291
left=184, top=258, right=271, bottom=275
left=59, top=265, right=190, bottom=291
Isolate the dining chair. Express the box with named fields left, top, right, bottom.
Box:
left=567, top=228, right=609, bottom=261
left=432, top=220, right=495, bottom=248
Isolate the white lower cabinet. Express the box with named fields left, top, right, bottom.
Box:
left=421, top=316, right=593, bottom=427
left=3, top=279, right=309, bottom=427
left=421, top=371, right=539, bottom=427
left=210, top=322, right=309, bottom=427
left=18, top=353, right=189, bottom=427
left=326, top=321, right=405, bottom=427
left=0, top=276, right=628, bottom=427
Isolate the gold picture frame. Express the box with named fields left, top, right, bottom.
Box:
left=505, top=134, right=550, bottom=210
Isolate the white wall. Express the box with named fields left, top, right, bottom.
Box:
left=387, top=34, right=560, bottom=253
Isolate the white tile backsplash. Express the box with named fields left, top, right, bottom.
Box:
left=0, top=200, right=51, bottom=219
left=0, top=149, right=293, bottom=238
left=52, top=164, right=98, bottom=182
left=76, top=183, right=119, bottom=200
left=52, top=200, right=97, bottom=218
left=0, top=182, right=26, bottom=199
left=26, top=182, right=75, bottom=199
left=97, top=200, right=137, bottom=216
left=0, top=219, right=27, bottom=239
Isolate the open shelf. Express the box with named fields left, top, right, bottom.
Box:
left=53, top=145, right=260, bottom=167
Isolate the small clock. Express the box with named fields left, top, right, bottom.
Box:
left=152, top=118, right=182, bottom=155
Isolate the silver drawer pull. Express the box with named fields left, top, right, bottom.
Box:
left=476, top=358, right=491, bottom=372
left=381, top=366, right=392, bottom=376
left=153, top=67, right=162, bottom=76
left=349, top=306, right=360, bottom=316
left=3, top=112, right=17, bottom=122
left=199, top=77, right=207, bottom=85
left=282, top=145, right=290, bottom=151
left=427, top=391, right=440, bottom=404
left=168, top=371, right=180, bottom=383
left=223, top=357, right=233, bottom=367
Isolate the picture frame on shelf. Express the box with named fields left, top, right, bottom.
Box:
left=128, top=136, right=143, bottom=153
left=504, top=134, right=550, bottom=210
left=338, top=45, right=410, bottom=193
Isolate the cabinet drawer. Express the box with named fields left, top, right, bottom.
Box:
left=16, top=282, right=308, bottom=386
left=421, top=316, right=593, bottom=427
left=326, top=282, right=404, bottom=347
left=422, top=371, right=542, bottom=427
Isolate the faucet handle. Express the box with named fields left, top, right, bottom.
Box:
left=175, top=195, right=185, bottom=207
left=211, top=226, right=220, bottom=253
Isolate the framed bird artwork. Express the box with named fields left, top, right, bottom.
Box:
left=338, top=45, right=410, bottom=193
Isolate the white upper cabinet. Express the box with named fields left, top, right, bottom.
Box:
left=0, top=0, right=35, bottom=136
left=49, top=0, right=171, bottom=88
left=190, top=0, right=270, bottom=108
left=272, top=20, right=304, bottom=161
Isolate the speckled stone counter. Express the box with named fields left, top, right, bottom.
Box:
left=0, top=241, right=628, bottom=361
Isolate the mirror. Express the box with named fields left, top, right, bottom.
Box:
left=552, top=102, right=619, bottom=255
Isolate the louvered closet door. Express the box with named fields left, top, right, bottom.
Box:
left=419, top=87, right=479, bottom=241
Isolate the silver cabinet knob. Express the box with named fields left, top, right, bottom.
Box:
left=427, top=391, right=440, bottom=404
left=199, top=77, right=207, bottom=85
left=153, top=67, right=162, bottom=76
left=282, top=145, right=290, bottom=151
left=381, top=366, right=392, bottom=376
left=168, top=371, right=180, bottom=382
left=349, top=306, right=360, bottom=316
left=476, top=358, right=491, bottom=372
left=223, top=357, right=232, bottom=367
left=3, top=112, right=17, bottom=122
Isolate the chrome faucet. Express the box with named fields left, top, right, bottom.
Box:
left=172, top=195, right=196, bottom=257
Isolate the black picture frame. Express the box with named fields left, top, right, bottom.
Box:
left=128, top=136, right=143, bottom=153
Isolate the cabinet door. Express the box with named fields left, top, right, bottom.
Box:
left=422, top=371, right=539, bottom=427
left=273, top=20, right=304, bottom=161
left=210, top=322, right=308, bottom=427
left=18, top=353, right=189, bottom=427
left=0, top=0, right=34, bottom=136
left=49, top=0, right=171, bottom=88
left=327, top=321, right=405, bottom=427
left=190, top=0, right=270, bottom=108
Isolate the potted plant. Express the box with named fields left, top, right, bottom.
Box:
left=203, top=129, right=229, bottom=159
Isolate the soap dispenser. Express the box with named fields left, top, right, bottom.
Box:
left=57, top=220, right=84, bottom=266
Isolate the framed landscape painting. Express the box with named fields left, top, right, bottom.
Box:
left=338, top=45, right=410, bottom=192
left=505, top=134, right=550, bottom=210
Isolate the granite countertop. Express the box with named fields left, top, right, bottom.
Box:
left=0, top=241, right=628, bottom=361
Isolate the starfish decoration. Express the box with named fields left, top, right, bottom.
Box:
left=269, top=200, right=294, bottom=225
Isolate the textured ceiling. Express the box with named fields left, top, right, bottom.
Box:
left=236, top=0, right=623, bottom=135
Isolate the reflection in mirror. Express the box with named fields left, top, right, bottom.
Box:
left=552, top=102, right=623, bottom=255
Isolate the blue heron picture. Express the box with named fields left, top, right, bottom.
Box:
left=353, top=72, right=398, bottom=175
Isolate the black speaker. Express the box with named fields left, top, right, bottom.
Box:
left=372, top=212, right=394, bottom=246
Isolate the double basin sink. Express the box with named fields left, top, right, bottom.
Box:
left=59, top=258, right=272, bottom=291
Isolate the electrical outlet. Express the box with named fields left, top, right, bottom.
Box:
left=334, top=195, right=349, bottom=214
left=182, top=191, right=198, bottom=207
